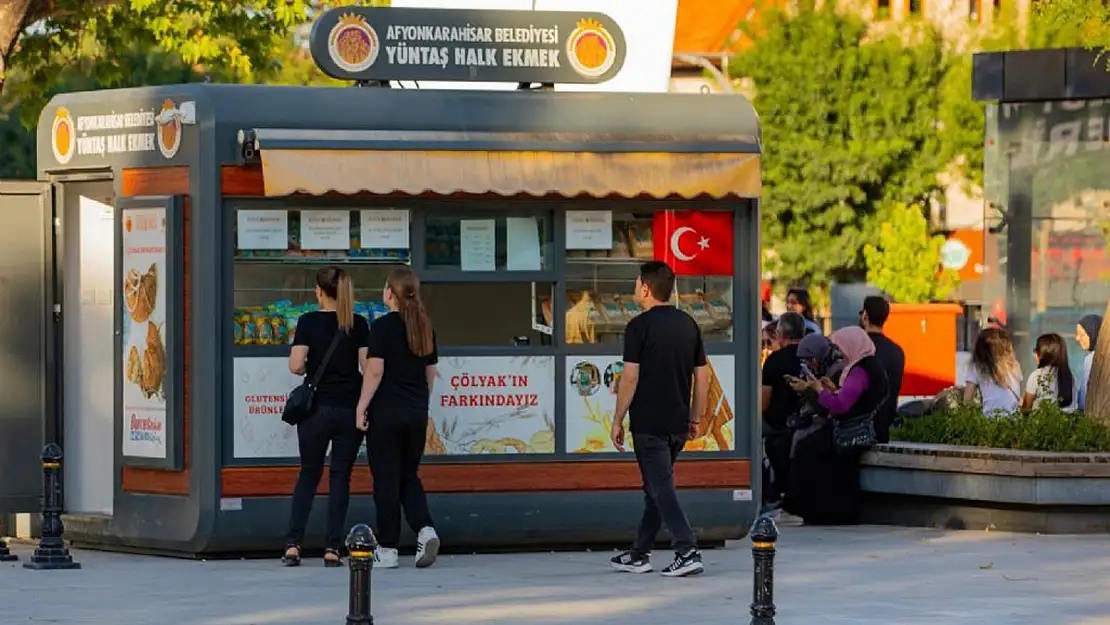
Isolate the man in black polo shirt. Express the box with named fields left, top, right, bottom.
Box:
left=860, top=296, right=905, bottom=443
left=609, top=261, right=707, bottom=578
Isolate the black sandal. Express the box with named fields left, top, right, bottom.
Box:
left=324, top=548, right=343, bottom=568
left=282, top=545, right=302, bottom=567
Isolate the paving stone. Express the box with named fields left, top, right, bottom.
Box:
left=2, top=525, right=1109, bottom=624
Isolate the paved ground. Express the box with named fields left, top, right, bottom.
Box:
left=2, top=524, right=1110, bottom=625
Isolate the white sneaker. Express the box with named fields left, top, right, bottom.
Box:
left=414, top=526, right=440, bottom=568
left=373, top=547, right=399, bottom=569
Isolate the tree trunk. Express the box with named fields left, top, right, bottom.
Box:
left=1084, top=299, right=1110, bottom=422
left=0, top=0, right=36, bottom=91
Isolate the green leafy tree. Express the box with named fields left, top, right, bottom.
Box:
left=1033, top=0, right=1110, bottom=52
left=731, top=5, right=948, bottom=289
left=862, top=203, right=957, bottom=304
left=0, top=0, right=318, bottom=121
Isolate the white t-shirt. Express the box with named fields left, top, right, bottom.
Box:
left=1025, top=366, right=1077, bottom=411
left=968, top=367, right=1021, bottom=415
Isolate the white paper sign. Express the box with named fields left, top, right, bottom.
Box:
left=121, top=207, right=169, bottom=459
left=361, top=209, right=410, bottom=249
left=237, top=210, right=288, bottom=250
left=233, top=357, right=302, bottom=458
left=506, top=217, right=541, bottom=271
left=460, top=219, right=496, bottom=271
left=300, top=210, right=351, bottom=250
left=566, top=210, right=613, bottom=250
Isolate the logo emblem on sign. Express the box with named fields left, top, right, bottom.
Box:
left=566, top=18, right=617, bottom=79
left=155, top=99, right=184, bottom=159
left=51, top=107, right=75, bottom=164
left=328, top=13, right=380, bottom=73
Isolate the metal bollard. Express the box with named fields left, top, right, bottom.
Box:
left=749, top=515, right=779, bottom=625
left=23, top=444, right=80, bottom=570
left=0, top=535, right=17, bottom=562
left=345, top=523, right=378, bottom=625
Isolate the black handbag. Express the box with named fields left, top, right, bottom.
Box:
left=832, top=411, right=878, bottom=455
left=282, top=329, right=343, bottom=426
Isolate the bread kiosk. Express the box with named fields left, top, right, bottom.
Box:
left=39, top=6, right=763, bottom=555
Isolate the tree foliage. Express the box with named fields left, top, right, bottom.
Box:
left=730, top=5, right=948, bottom=288
left=0, top=0, right=327, bottom=124
left=1032, top=0, right=1110, bottom=54
left=862, top=203, right=957, bottom=304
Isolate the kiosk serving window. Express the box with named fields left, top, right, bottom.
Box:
left=233, top=208, right=410, bottom=346
left=563, top=210, right=734, bottom=345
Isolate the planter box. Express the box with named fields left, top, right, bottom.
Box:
left=860, top=442, right=1110, bottom=534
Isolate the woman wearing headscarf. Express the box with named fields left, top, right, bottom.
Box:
left=1076, top=315, right=1102, bottom=412
left=786, top=327, right=888, bottom=525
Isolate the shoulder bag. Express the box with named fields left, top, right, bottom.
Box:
left=282, top=329, right=343, bottom=426
left=832, top=410, right=878, bottom=455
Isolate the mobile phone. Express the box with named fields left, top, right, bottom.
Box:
left=799, top=363, right=812, bottom=378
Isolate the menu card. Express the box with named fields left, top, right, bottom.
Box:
left=566, top=210, right=613, bottom=250
left=300, top=210, right=351, bottom=250
left=460, top=219, right=496, bottom=271
left=237, top=210, right=288, bottom=250
left=360, top=209, right=410, bottom=249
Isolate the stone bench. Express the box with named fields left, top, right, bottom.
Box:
left=859, top=442, right=1110, bottom=533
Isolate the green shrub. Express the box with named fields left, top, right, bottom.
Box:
left=891, top=402, right=1110, bottom=453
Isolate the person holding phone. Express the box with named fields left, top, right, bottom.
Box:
left=759, top=312, right=805, bottom=514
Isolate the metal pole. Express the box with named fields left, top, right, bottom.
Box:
left=345, top=523, right=378, bottom=625
left=24, top=443, right=80, bottom=570
left=749, top=515, right=779, bottom=625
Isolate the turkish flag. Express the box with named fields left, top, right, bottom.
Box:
left=652, top=210, right=734, bottom=276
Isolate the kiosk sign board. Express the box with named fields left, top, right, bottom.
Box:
left=309, top=7, right=626, bottom=84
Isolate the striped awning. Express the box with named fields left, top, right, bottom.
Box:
left=248, top=129, right=762, bottom=199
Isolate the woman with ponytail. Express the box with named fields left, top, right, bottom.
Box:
left=283, top=267, right=370, bottom=568
left=355, top=265, right=439, bottom=570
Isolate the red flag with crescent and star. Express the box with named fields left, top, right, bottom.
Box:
left=652, top=210, right=734, bottom=276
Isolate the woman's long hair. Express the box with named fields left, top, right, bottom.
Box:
left=316, top=266, right=354, bottom=332
left=387, top=266, right=434, bottom=357
left=1035, top=333, right=1074, bottom=408
left=787, top=287, right=815, bottom=322
left=971, top=327, right=1021, bottom=388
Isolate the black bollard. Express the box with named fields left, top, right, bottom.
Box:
left=345, top=523, right=378, bottom=625
left=0, top=535, right=17, bottom=562
left=23, top=444, right=80, bottom=570
left=749, top=515, right=779, bottom=625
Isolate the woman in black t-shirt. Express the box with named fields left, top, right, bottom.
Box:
left=355, top=265, right=439, bottom=570
left=282, top=267, right=370, bottom=567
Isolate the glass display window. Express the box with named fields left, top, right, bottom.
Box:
left=422, top=282, right=553, bottom=348
left=233, top=207, right=411, bottom=346
left=423, top=210, right=552, bottom=271
left=563, top=210, right=734, bottom=345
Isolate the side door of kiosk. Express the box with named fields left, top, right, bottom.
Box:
left=0, top=181, right=58, bottom=519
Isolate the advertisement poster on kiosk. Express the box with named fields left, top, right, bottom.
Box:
left=120, top=207, right=169, bottom=458
left=564, top=354, right=735, bottom=453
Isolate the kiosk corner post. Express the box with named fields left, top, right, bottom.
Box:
left=749, top=516, right=779, bottom=625
left=345, top=523, right=378, bottom=625
left=23, top=444, right=80, bottom=570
